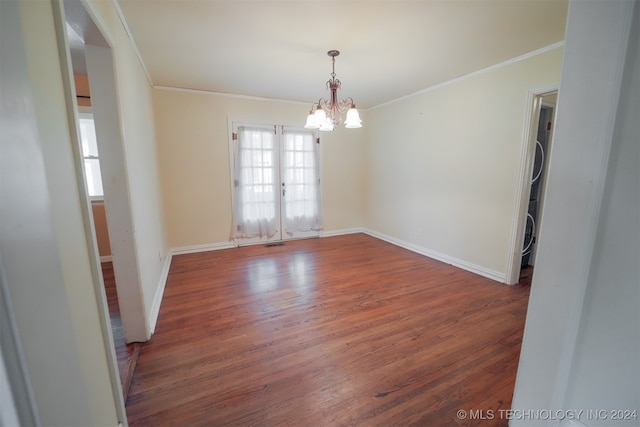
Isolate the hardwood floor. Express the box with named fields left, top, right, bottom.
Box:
left=518, top=265, right=534, bottom=287
left=102, top=262, right=141, bottom=400
left=126, top=234, right=531, bottom=426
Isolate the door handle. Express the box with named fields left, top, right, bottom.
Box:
left=282, top=182, right=286, bottom=197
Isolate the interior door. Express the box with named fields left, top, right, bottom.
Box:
left=232, top=124, right=321, bottom=246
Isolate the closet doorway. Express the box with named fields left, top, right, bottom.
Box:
left=522, top=96, right=556, bottom=268
left=509, top=90, right=557, bottom=285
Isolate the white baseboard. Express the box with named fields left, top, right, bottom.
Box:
left=171, top=241, right=236, bottom=255
left=148, top=252, right=172, bottom=334
left=363, top=229, right=507, bottom=283
left=320, top=227, right=366, bottom=237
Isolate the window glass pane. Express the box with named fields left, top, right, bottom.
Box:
left=84, top=158, right=104, bottom=197
left=78, top=115, right=104, bottom=197
left=79, top=117, right=99, bottom=157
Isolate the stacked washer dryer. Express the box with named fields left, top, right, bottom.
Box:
left=522, top=105, right=553, bottom=267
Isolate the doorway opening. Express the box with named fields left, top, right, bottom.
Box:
left=508, top=90, right=558, bottom=285
left=74, top=106, right=140, bottom=394
left=522, top=100, right=555, bottom=265
left=230, top=123, right=323, bottom=246
left=57, top=0, right=149, bottom=415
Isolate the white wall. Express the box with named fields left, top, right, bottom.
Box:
left=153, top=88, right=366, bottom=249
left=364, top=47, right=563, bottom=281
left=0, top=0, right=120, bottom=424
left=0, top=0, right=170, bottom=421
left=511, top=0, right=638, bottom=424
left=564, top=0, right=639, bottom=415
left=86, top=0, right=168, bottom=335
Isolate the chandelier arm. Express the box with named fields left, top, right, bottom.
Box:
left=327, top=78, right=341, bottom=89
left=336, top=97, right=356, bottom=113
left=317, top=98, right=331, bottom=109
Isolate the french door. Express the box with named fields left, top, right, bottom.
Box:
left=231, top=123, right=322, bottom=245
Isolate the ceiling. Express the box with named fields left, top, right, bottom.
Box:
left=109, top=0, right=568, bottom=109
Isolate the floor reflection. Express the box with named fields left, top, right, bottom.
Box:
left=288, top=251, right=314, bottom=298
left=247, top=258, right=279, bottom=293
left=245, top=249, right=316, bottom=299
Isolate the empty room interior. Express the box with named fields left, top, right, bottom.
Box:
left=1, top=0, right=638, bottom=426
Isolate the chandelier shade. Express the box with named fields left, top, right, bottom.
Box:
left=304, top=50, right=362, bottom=131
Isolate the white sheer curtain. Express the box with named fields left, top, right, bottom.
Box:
left=282, top=128, right=322, bottom=235
left=233, top=126, right=279, bottom=238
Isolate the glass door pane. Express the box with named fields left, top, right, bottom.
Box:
left=233, top=126, right=281, bottom=245
left=281, top=128, right=321, bottom=239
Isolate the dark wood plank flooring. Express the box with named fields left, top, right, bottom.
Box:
left=125, top=234, right=531, bottom=426
left=102, top=262, right=141, bottom=400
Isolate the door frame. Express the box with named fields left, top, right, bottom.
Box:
left=506, top=85, right=558, bottom=285
left=228, top=119, right=322, bottom=247
left=59, top=0, right=149, bottom=341
left=53, top=0, right=143, bottom=421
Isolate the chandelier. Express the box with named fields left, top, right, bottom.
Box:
left=304, top=50, right=362, bottom=131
